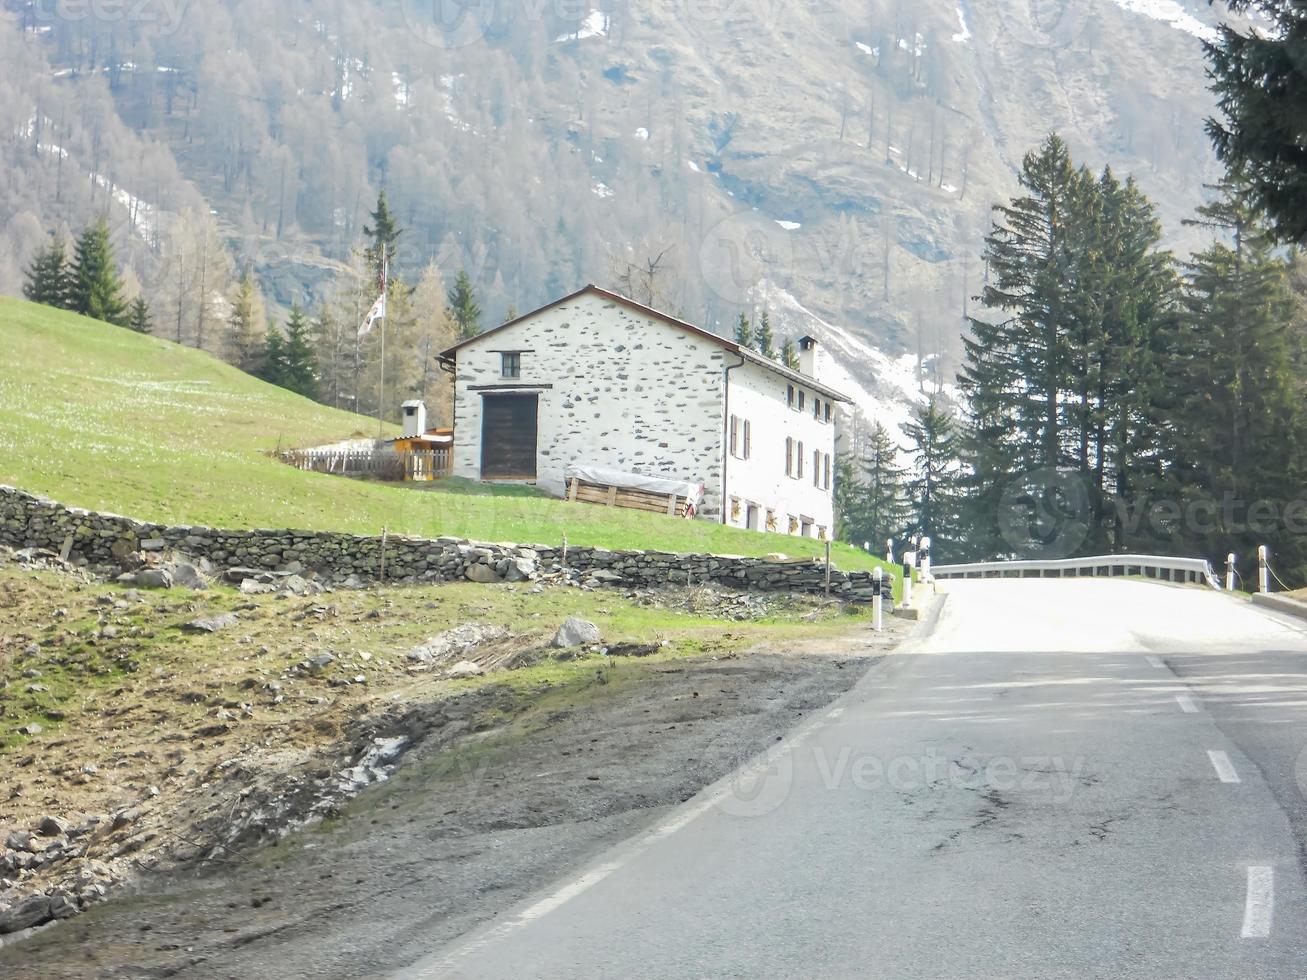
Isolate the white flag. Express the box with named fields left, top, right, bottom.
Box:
left=357, top=290, right=386, bottom=338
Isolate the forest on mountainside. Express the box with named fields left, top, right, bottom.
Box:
left=0, top=0, right=1235, bottom=394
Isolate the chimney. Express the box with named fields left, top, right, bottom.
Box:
left=798, top=335, right=822, bottom=380
left=401, top=400, right=427, bottom=439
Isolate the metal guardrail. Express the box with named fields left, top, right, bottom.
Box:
left=930, top=554, right=1219, bottom=589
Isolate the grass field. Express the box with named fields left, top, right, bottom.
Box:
left=0, top=297, right=892, bottom=572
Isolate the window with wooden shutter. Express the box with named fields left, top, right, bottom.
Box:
left=743, top=419, right=752, bottom=459
left=797, top=442, right=805, bottom=479
left=729, top=415, right=738, bottom=457
left=813, top=448, right=821, bottom=487
left=785, top=436, right=793, bottom=476
left=824, top=453, right=832, bottom=490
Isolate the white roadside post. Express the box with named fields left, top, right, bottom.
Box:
left=920, top=535, right=932, bottom=583
left=902, top=550, right=915, bottom=608
left=1226, top=553, right=1236, bottom=592
left=873, top=567, right=884, bottom=632
left=886, top=538, right=895, bottom=566
left=1258, top=545, right=1270, bottom=594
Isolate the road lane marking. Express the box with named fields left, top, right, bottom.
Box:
left=1242, top=866, right=1274, bottom=938
left=1146, top=655, right=1164, bottom=669
left=1207, top=750, right=1240, bottom=783
left=1175, top=693, right=1199, bottom=713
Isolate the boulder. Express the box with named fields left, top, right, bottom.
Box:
left=465, top=563, right=500, bottom=584
left=551, top=617, right=601, bottom=648
left=36, top=816, right=67, bottom=837
left=406, top=624, right=507, bottom=665
left=168, top=561, right=208, bottom=590
left=504, top=557, right=537, bottom=582
left=446, top=660, right=485, bottom=679
left=134, top=568, right=173, bottom=589
left=183, top=612, right=239, bottom=633
left=0, top=894, right=52, bottom=934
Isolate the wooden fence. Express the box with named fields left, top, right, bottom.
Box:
left=280, top=448, right=452, bottom=482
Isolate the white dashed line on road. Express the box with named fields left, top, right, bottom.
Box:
left=1207, top=750, right=1240, bottom=783
left=1242, top=866, right=1274, bottom=939
left=1175, top=693, right=1199, bottom=713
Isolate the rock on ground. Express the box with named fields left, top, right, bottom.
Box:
left=552, top=617, right=601, bottom=648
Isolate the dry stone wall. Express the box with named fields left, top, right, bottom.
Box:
left=0, top=485, right=886, bottom=601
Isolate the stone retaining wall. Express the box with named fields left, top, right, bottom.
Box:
left=0, top=485, right=885, bottom=600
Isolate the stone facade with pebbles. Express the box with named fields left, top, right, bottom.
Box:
left=0, top=485, right=890, bottom=601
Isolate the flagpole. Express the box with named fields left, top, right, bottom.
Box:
left=377, top=255, right=387, bottom=439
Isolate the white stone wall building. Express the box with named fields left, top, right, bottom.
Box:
left=436, top=285, right=850, bottom=538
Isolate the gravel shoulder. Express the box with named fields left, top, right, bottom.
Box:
left=0, top=552, right=913, bottom=978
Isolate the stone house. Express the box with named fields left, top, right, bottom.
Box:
left=436, top=285, right=850, bottom=538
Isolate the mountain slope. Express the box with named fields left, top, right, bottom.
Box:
left=0, top=0, right=1236, bottom=431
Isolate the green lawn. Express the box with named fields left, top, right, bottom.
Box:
left=0, top=297, right=892, bottom=573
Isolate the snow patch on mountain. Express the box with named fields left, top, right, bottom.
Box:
left=1107, top=0, right=1219, bottom=42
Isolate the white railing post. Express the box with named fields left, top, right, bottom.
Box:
left=1226, top=553, right=1236, bottom=592
left=873, top=567, right=884, bottom=632
left=920, top=535, right=932, bottom=583
left=1258, top=545, right=1270, bottom=594
left=886, top=538, right=895, bottom=566
left=902, top=550, right=915, bottom=608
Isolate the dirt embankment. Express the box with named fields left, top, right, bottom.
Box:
left=0, top=549, right=910, bottom=977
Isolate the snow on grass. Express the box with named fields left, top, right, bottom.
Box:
left=952, top=0, right=973, bottom=42
left=775, top=220, right=801, bottom=230
left=634, top=127, right=649, bottom=141
left=554, top=10, right=609, bottom=43
left=855, top=41, right=878, bottom=58
left=592, top=181, right=614, bottom=198
left=1107, top=0, right=1219, bottom=42
left=392, top=72, right=411, bottom=109
left=687, top=160, right=701, bottom=172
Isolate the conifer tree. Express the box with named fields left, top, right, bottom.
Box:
left=226, top=274, right=266, bottom=374
left=127, top=297, right=153, bottom=334
left=363, top=189, right=402, bottom=288
left=754, top=311, right=775, bottom=358
left=260, top=324, right=287, bottom=388
left=1162, top=175, right=1306, bottom=571
left=904, top=397, right=961, bottom=553
left=780, top=337, right=799, bottom=371
left=733, top=312, right=752, bottom=346
left=23, top=238, right=73, bottom=309
left=836, top=422, right=910, bottom=549
left=279, top=305, right=319, bottom=399
left=69, top=217, right=128, bottom=325
left=448, top=270, right=481, bottom=340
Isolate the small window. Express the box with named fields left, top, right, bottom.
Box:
left=813, top=398, right=821, bottom=420
left=824, top=402, right=832, bottom=424
left=813, top=448, right=821, bottom=487
left=797, top=441, right=805, bottom=480
left=501, top=352, right=521, bottom=379
left=797, top=390, right=806, bottom=412
left=786, top=384, right=795, bottom=408
left=824, top=453, right=832, bottom=491
left=730, top=415, right=739, bottom=457
left=785, top=436, right=794, bottom=476
left=743, top=419, right=752, bottom=460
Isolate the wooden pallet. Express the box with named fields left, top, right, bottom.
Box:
left=567, top=478, right=691, bottom=517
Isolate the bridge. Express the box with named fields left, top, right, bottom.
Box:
left=929, top=553, right=1220, bottom=588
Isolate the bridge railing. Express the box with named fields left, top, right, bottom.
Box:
left=930, top=554, right=1219, bottom=589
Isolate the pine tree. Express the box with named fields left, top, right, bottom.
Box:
left=780, top=337, right=799, bottom=371
left=22, top=238, right=73, bottom=309
left=363, top=189, right=402, bottom=289
left=733, top=312, right=752, bottom=346
left=1205, top=2, right=1307, bottom=242
left=127, top=296, right=153, bottom=334
left=836, top=422, right=910, bottom=549
left=279, top=305, right=319, bottom=399
left=69, top=217, right=128, bottom=325
left=754, top=311, right=776, bottom=358
left=226, top=274, right=266, bottom=374
left=904, top=397, right=961, bottom=555
left=260, top=324, right=288, bottom=388
left=1162, top=175, right=1307, bottom=573
left=448, top=270, right=481, bottom=340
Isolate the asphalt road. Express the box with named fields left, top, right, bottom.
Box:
left=402, top=579, right=1307, bottom=979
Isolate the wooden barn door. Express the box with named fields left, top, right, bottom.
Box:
left=480, top=394, right=538, bottom=480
